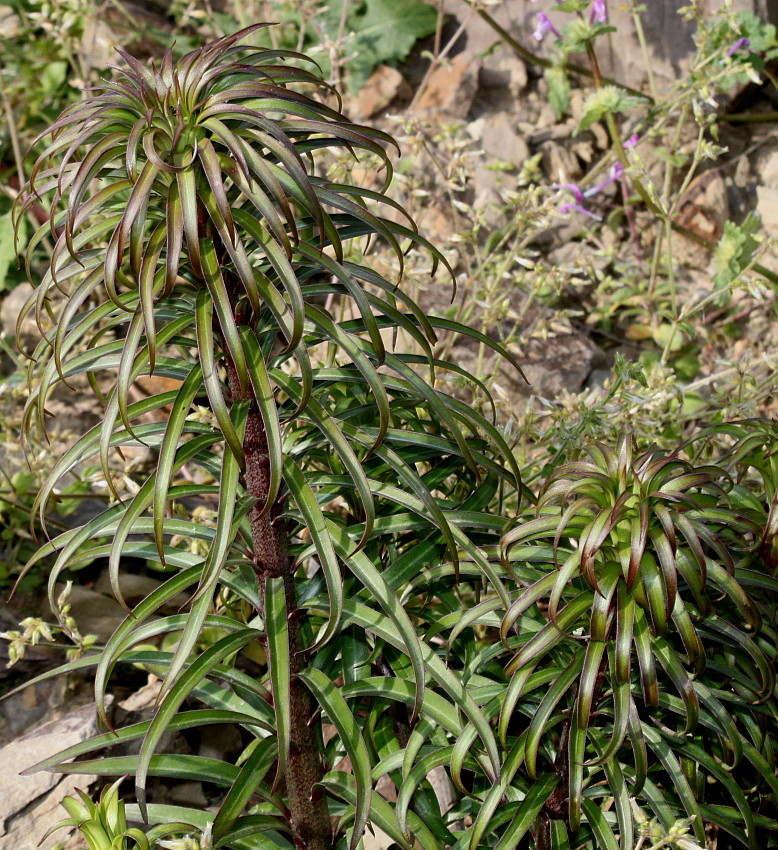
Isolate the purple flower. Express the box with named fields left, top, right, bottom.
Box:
left=585, top=161, right=624, bottom=197
left=623, top=133, right=639, bottom=149
left=589, top=0, right=607, bottom=24
left=555, top=160, right=625, bottom=220
left=553, top=182, right=584, bottom=204
left=727, top=37, right=751, bottom=57
left=534, top=13, right=561, bottom=42
left=558, top=202, right=602, bottom=220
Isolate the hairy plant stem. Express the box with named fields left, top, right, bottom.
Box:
left=224, top=321, right=332, bottom=850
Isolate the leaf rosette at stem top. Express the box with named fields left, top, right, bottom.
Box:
left=14, top=22, right=440, bottom=410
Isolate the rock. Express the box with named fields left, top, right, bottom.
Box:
left=479, top=48, right=527, bottom=94
left=117, top=678, right=162, bottom=713
left=449, top=330, right=597, bottom=417
left=113, top=678, right=180, bottom=759
left=472, top=165, right=508, bottom=228
left=584, top=368, right=613, bottom=392
left=0, top=675, right=66, bottom=741
left=0, top=5, right=20, bottom=38
left=167, top=780, right=208, bottom=808
left=673, top=169, right=730, bottom=268
left=374, top=773, right=397, bottom=804
left=62, top=497, right=111, bottom=531
left=197, top=722, right=243, bottom=762
left=0, top=702, right=105, bottom=850
left=45, top=584, right=127, bottom=644
left=363, top=825, right=395, bottom=850
left=540, top=140, right=582, bottom=182
left=427, top=765, right=456, bottom=813
left=93, top=572, right=189, bottom=612
left=430, top=1, right=526, bottom=61
left=80, top=19, right=115, bottom=75
left=434, top=0, right=767, bottom=95
left=354, top=65, right=409, bottom=118
left=756, top=185, right=778, bottom=237
left=513, top=333, right=598, bottom=402
left=413, top=52, right=480, bottom=119
left=1, top=282, right=37, bottom=342
left=468, top=112, right=530, bottom=167
left=417, top=204, right=457, bottom=242
left=759, top=150, right=778, bottom=190
left=477, top=47, right=528, bottom=110
left=536, top=103, right=557, bottom=132
left=572, top=138, right=596, bottom=166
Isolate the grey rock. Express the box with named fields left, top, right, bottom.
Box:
left=475, top=47, right=528, bottom=111
left=197, top=722, right=243, bottom=762
left=45, top=584, right=127, bottom=644
left=434, top=0, right=766, bottom=91
left=584, top=368, right=613, bottom=392
left=1, top=283, right=37, bottom=342
left=413, top=51, right=480, bottom=119
left=479, top=48, right=527, bottom=95
left=471, top=165, right=508, bottom=228
left=450, top=331, right=597, bottom=417
left=541, top=140, right=582, bottom=182
left=0, top=5, right=22, bottom=38
left=757, top=185, right=778, bottom=237
left=93, top=572, right=188, bottom=611
left=469, top=111, right=530, bottom=167
left=117, top=678, right=161, bottom=713
left=0, top=702, right=105, bottom=850
left=167, top=780, right=208, bottom=808
left=758, top=149, right=778, bottom=190
left=514, top=333, right=598, bottom=401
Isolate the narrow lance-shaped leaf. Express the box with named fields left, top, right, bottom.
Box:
left=158, top=402, right=249, bottom=700
left=298, top=668, right=372, bottom=850
left=136, top=628, right=261, bottom=820
left=265, top=575, right=291, bottom=793
left=195, top=287, right=245, bottom=470
left=283, top=458, right=343, bottom=650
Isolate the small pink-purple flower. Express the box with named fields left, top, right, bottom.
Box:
left=554, top=181, right=601, bottom=220
left=554, top=161, right=625, bottom=220
left=533, top=12, right=561, bottom=43
left=558, top=201, right=602, bottom=220
left=727, top=37, right=750, bottom=57
left=584, top=161, right=624, bottom=197
left=589, top=0, right=607, bottom=24
left=554, top=183, right=585, bottom=205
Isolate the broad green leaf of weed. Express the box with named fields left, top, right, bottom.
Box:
left=333, top=0, right=437, bottom=91
left=545, top=65, right=570, bottom=120
left=712, top=213, right=761, bottom=300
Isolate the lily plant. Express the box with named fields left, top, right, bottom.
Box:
left=8, top=24, right=778, bottom=850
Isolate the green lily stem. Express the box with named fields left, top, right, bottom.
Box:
left=223, top=275, right=331, bottom=850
